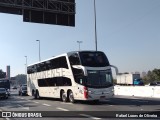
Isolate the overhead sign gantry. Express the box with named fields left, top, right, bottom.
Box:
left=0, top=0, right=75, bottom=26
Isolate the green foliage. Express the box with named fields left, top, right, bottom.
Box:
left=152, top=69, right=160, bottom=81
left=0, top=69, right=6, bottom=79
left=142, top=69, right=160, bottom=84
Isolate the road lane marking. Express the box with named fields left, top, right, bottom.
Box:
left=43, top=103, right=51, bottom=106
left=57, top=107, right=69, bottom=111
left=21, top=107, right=29, bottom=110
left=17, top=104, right=29, bottom=110
left=33, top=101, right=39, bottom=104
left=61, top=102, right=73, bottom=105
left=6, top=118, right=10, bottom=120
left=79, top=114, right=101, bottom=120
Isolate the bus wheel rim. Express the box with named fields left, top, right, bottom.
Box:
left=69, top=92, right=74, bottom=102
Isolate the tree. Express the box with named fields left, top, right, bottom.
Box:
left=152, top=69, right=160, bottom=81
left=15, top=74, right=27, bottom=86
left=143, top=69, right=160, bottom=84
left=0, top=69, right=6, bottom=79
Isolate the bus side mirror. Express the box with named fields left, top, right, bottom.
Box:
left=109, top=65, right=119, bottom=75
left=72, top=66, right=84, bottom=76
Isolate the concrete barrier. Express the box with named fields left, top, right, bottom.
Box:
left=114, top=85, right=160, bottom=98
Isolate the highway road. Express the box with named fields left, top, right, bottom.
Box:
left=0, top=89, right=160, bottom=120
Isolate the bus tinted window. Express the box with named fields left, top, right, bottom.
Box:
left=51, top=56, right=68, bottom=69
left=27, top=56, right=68, bottom=74
left=86, top=70, right=113, bottom=88
left=79, top=51, right=109, bottom=67
left=60, top=57, right=69, bottom=69
left=38, top=77, right=72, bottom=87
left=69, top=53, right=80, bottom=65
left=27, top=66, right=32, bottom=74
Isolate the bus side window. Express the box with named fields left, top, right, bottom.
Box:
left=27, top=66, right=32, bottom=74
left=69, top=53, right=80, bottom=65
left=59, top=57, right=69, bottom=69
left=39, top=63, right=45, bottom=72
left=74, top=77, right=85, bottom=85
left=63, top=77, right=72, bottom=86
left=36, top=64, right=41, bottom=72
left=50, top=58, right=59, bottom=69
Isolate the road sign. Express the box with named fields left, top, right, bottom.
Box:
left=0, top=0, right=75, bottom=26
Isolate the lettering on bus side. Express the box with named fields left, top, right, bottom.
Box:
left=51, top=69, right=55, bottom=77
left=28, top=68, right=67, bottom=80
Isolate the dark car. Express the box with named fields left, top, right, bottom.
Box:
left=149, top=81, right=160, bottom=86
left=0, top=88, right=8, bottom=99
left=156, top=82, right=160, bottom=86
left=19, top=85, right=27, bottom=96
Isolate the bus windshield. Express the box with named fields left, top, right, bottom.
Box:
left=86, top=70, right=113, bottom=88
left=79, top=51, right=109, bottom=67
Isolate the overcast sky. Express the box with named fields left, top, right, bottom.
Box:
left=0, top=0, right=160, bottom=76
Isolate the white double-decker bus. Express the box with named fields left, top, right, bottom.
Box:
left=27, top=51, right=115, bottom=103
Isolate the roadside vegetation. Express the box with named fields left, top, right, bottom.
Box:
left=142, top=69, right=160, bottom=84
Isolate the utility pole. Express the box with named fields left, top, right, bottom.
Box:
left=36, top=40, right=41, bottom=61
left=77, top=41, right=83, bottom=51
left=94, top=0, right=98, bottom=51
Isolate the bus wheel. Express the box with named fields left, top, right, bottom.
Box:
left=69, top=91, right=75, bottom=103
left=36, top=90, right=40, bottom=99
left=34, top=91, right=37, bottom=99
left=92, top=100, right=99, bottom=104
left=34, top=90, right=40, bottom=99
left=61, top=91, right=67, bottom=102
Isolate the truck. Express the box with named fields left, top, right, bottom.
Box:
left=0, top=78, right=10, bottom=96
left=0, top=78, right=10, bottom=89
left=116, top=73, right=143, bottom=85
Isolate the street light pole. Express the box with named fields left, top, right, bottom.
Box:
left=24, top=56, right=27, bottom=74
left=36, top=40, right=41, bottom=61
left=94, top=0, right=98, bottom=51
left=77, top=41, right=82, bottom=51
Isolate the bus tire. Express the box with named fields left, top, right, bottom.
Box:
left=61, top=91, right=67, bottom=102
left=92, top=100, right=99, bottom=104
left=69, top=91, right=75, bottom=103
left=34, top=90, right=37, bottom=99
left=34, top=90, right=39, bottom=99
left=36, top=90, right=41, bottom=99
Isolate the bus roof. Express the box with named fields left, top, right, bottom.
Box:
left=27, top=50, right=105, bottom=67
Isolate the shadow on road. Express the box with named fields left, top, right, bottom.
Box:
left=108, top=96, right=160, bottom=106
